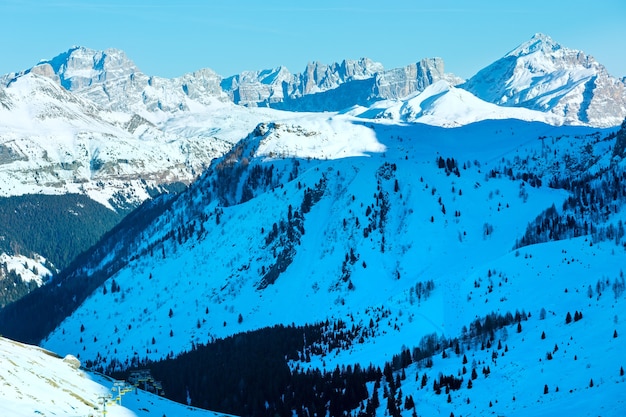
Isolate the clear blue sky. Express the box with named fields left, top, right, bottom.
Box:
left=1, top=0, right=625, bottom=80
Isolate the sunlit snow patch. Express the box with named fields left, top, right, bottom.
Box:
left=254, top=115, right=385, bottom=160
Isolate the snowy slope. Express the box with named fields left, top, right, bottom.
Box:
left=462, top=33, right=626, bottom=127
left=36, top=115, right=610, bottom=344
left=0, top=336, right=228, bottom=417
left=350, top=80, right=565, bottom=126
left=0, top=253, right=52, bottom=286
left=35, top=111, right=626, bottom=415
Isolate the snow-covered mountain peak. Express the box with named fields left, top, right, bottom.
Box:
left=38, top=45, right=140, bottom=91
left=462, top=34, right=626, bottom=127
left=506, top=32, right=563, bottom=57
left=507, top=32, right=600, bottom=75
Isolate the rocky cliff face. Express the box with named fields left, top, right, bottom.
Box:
left=220, top=57, right=459, bottom=108
left=461, top=33, right=626, bottom=127
left=373, top=57, right=461, bottom=99
left=221, top=66, right=296, bottom=105
left=220, top=58, right=385, bottom=107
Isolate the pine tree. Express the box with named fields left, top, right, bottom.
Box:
left=541, top=331, right=546, bottom=339
left=565, top=312, right=572, bottom=324
left=589, top=378, right=594, bottom=387
left=404, top=395, right=414, bottom=410
left=544, top=384, right=549, bottom=394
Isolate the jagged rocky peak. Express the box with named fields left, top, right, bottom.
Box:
left=506, top=32, right=600, bottom=71
left=28, top=63, right=61, bottom=84
left=507, top=32, right=562, bottom=56
left=222, top=56, right=459, bottom=108
left=302, top=58, right=384, bottom=94
left=177, top=67, right=224, bottom=102
left=301, top=58, right=383, bottom=94
left=36, top=46, right=141, bottom=91
left=341, top=57, right=384, bottom=79
left=221, top=57, right=385, bottom=106
left=374, top=57, right=461, bottom=100
left=220, top=66, right=295, bottom=105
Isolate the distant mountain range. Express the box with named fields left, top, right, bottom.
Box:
left=3, top=33, right=624, bottom=123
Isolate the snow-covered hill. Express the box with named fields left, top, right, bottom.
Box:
left=0, top=336, right=228, bottom=417
left=349, top=80, right=565, bottom=126
left=24, top=112, right=623, bottom=415
left=462, top=33, right=626, bottom=127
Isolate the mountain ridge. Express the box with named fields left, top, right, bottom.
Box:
left=3, top=33, right=624, bottom=127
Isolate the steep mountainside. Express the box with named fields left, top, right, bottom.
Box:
left=0, top=45, right=466, bottom=301
left=462, top=33, right=626, bottom=127
left=1, top=112, right=624, bottom=415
